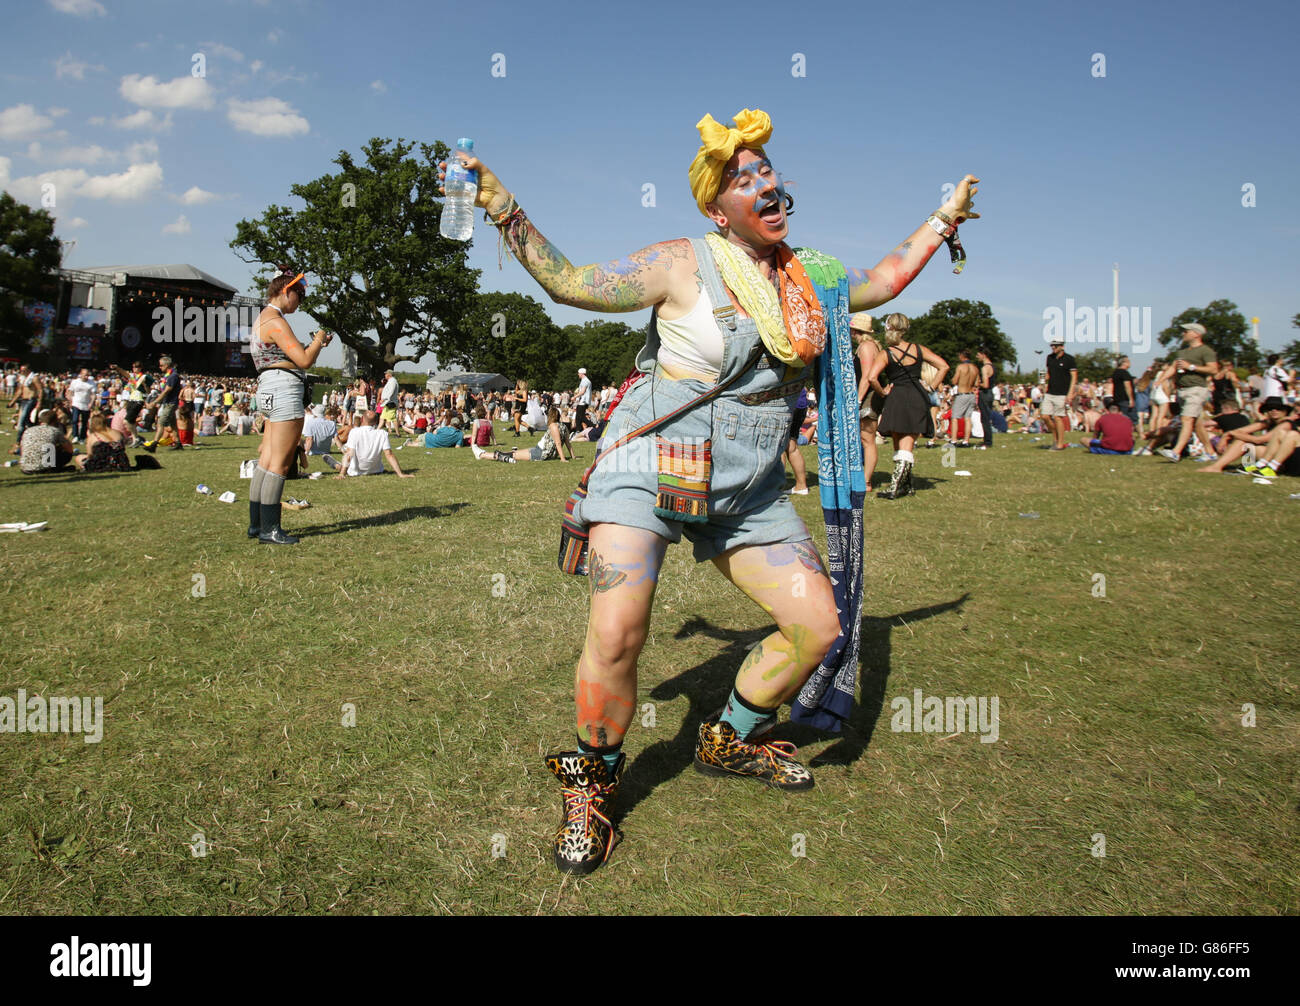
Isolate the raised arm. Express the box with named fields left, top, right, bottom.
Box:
left=438, top=156, right=692, bottom=313
left=847, top=175, right=980, bottom=311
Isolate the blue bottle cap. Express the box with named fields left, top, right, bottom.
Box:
left=456, top=138, right=475, bottom=152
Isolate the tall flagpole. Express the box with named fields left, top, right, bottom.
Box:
left=1112, top=262, right=1120, bottom=358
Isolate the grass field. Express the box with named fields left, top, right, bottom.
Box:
left=0, top=424, right=1296, bottom=915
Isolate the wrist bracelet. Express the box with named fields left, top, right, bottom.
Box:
left=484, top=195, right=521, bottom=228
left=926, top=214, right=954, bottom=238
left=934, top=209, right=955, bottom=226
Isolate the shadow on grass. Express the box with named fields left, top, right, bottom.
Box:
left=617, top=593, right=969, bottom=819
left=0, top=470, right=143, bottom=486
left=295, top=502, right=471, bottom=536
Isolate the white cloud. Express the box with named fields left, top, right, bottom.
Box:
left=226, top=97, right=308, bottom=137
left=370, top=80, right=387, bottom=94
left=267, top=30, right=280, bottom=44
left=249, top=59, right=263, bottom=74
left=162, top=214, right=191, bottom=235
left=125, top=139, right=159, bottom=162
left=62, top=216, right=89, bottom=228
left=112, top=109, right=173, bottom=132
left=50, top=143, right=115, bottom=165
left=48, top=0, right=107, bottom=17
left=87, top=115, right=106, bottom=126
left=199, top=42, right=244, bottom=62
left=4, top=167, right=89, bottom=205
left=173, top=185, right=222, bottom=205
left=47, top=107, right=69, bottom=119
left=0, top=156, right=10, bottom=187
left=54, top=51, right=104, bottom=80
left=77, top=161, right=164, bottom=201
left=120, top=74, right=215, bottom=110
left=0, top=104, right=55, bottom=141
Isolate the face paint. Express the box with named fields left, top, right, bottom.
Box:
left=717, top=150, right=787, bottom=243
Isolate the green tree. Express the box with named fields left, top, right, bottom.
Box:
left=230, top=137, right=479, bottom=381
left=560, top=319, right=642, bottom=389
left=0, top=193, right=62, bottom=357
left=1158, top=299, right=1256, bottom=369
left=449, top=290, right=570, bottom=388
left=900, top=299, right=1017, bottom=376
left=1070, top=348, right=1120, bottom=382
left=1282, top=314, right=1300, bottom=369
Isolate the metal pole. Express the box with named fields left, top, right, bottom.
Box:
left=1112, top=262, right=1120, bottom=358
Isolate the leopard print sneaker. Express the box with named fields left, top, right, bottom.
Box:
left=693, top=718, right=814, bottom=791
left=543, top=751, right=625, bottom=875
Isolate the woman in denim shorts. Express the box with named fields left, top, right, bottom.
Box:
left=440, top=110, right=980, bottom=874
left=247, top=265, right=333, bottom=545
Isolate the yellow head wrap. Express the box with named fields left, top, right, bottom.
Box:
left=689, top=108, right=773, bottom=217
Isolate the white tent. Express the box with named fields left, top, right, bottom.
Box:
left=426, top=370, right=511, bottom=392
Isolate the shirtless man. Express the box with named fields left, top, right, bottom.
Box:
left=951, top=350, right=979, bottom=447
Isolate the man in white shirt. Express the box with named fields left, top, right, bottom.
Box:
left=331, top=411, right=412, bottom=478
left=573, top=367, right=592, bottom=429
left=1260, top=354, right=1292, bottom=405
left=67, top=368, right=97, bottom=442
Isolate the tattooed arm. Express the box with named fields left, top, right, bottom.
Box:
left=438, top=155, right=692, bottom=313
left=846, top=174, right=980, bottom=312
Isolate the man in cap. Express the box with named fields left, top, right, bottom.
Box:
left=1042, top=339, right=1077, bottom=450
left=1158, top=323, right=1217, bottom=463
left=573, top=367, right=592, bottom=430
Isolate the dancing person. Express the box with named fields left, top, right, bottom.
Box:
left=867, top=313, right=949, bottom=499
left=852, top=313, right=884, bottom=492
left=472, top=406, right=571, bottom=463
left=1042, top=339, right=1077, bottom=450
left=441, top=107, right=978, bottom=873
left=8, top=364, right=44, bottom=439
left=511, top=379, right=528, bottom=437
left=248, top=266, right=334, bottom=544
left=142, top=356, right=182, bottom=453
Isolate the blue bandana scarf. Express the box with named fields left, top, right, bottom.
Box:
left=789, top=248, right=866, bottom=732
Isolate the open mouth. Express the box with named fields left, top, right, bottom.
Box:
left=758, top=200, right=784, bottom=225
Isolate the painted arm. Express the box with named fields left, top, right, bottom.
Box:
left=847, top=174, right=980, bottom=311
left=438, top=155, right=691, bottom=313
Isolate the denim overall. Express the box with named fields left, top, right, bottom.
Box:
left=576, top=237, right=811, bottom=562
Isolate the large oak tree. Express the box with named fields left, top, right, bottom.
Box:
left=231, top=137, right=480, bottom=381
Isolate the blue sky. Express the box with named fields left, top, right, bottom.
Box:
left=2, top=0, right=1296, bottom=372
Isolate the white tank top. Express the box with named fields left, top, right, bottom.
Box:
left=656, top=285, right=725, bottom=379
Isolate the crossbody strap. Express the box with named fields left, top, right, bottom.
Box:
left=578, top=344, right=764, bottom=491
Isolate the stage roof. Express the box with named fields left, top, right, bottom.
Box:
left=75, top=264, right=238, bottom=293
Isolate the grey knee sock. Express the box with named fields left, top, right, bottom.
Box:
left=249, top=464, right=268, bottom=502
left=260, top=468, right=285, bottom=506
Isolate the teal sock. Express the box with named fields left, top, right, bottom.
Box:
left=577, top=735, right=622, bottom=775
left=720, top=688, right=778, bottom=740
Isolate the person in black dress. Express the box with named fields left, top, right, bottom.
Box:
left=866, top=313, right=949, bottom=499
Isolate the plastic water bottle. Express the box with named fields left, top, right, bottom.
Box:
left=440, top=137, right=478, bottom=241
